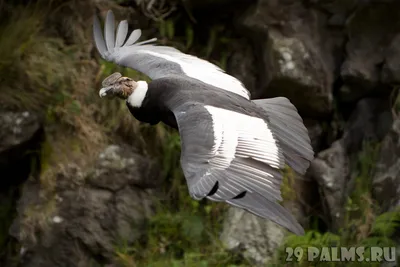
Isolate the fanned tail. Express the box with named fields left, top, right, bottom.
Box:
left=253, top=97, right=314, bottom=175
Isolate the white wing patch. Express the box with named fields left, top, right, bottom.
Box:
left=140, top=50, right=250, bottom=99
left=204, top=105, right=283, bottom=169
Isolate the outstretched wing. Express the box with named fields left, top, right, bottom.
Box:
left=173, top=102, right=304, bottom=235
left=93, top=10, right=251, bottom=99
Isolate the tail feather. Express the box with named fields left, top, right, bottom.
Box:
left=253, top=97, right=314, bottom=175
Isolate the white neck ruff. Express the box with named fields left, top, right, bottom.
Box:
left=127, top=81, right=148, bottom=108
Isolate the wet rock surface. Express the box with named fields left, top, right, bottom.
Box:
left=9, top=145, right=161, bottom=267
left=0, top=111, right=40, bottom=154
left=373, top=119, right=400, bottom=212
left=343, top=98, right=393, bottom=153
left=0, top=111, right=44, bottom=266
left=308, top=140, right=350, bottom=231
left=340, top=2, right=400, bottom=102
left=220, top=208, right=286, bottom=265
left=0, top=111, right=43, bottom=187
left=237, top=0, right=337, bottom=117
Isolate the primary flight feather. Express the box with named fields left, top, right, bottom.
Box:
left=94, top=10, right=314, bottom=235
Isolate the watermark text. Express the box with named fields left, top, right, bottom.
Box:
left=285, top=247, right=396, bottom=262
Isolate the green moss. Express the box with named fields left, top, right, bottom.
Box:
left=281, top=165, right=296, bottom=202
left=159, top=19, right=176, bottom=40
left=0, top=5, right=43, bottom=73
left=341, top=142, right=381, bottom=244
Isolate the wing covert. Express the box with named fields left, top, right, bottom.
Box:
left=173, top=102, right=304, bottom=234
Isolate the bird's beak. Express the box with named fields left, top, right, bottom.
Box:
left=99, top=86, right=113, bottom=98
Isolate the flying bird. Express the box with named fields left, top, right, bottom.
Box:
left=93, top=10, right=314, bottom=235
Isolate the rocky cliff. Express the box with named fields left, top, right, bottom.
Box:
left=0, top=0, right=399, bottom=266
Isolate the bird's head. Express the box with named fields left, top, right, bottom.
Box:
left=99, top=72, right=137, bottom=100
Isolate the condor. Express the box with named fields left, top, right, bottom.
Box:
left=94, top=10, right=314, bottom=235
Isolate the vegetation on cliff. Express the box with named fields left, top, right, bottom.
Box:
left=0, top=0, right=399, bottom=267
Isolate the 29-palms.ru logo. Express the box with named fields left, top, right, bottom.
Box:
left=285, top=246, right=397, bottom=263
